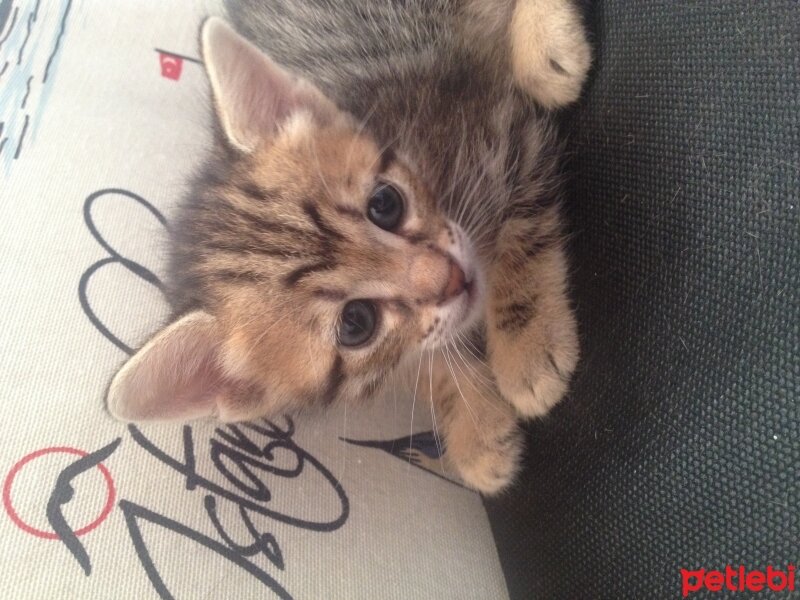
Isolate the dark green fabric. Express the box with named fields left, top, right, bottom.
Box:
left=485, top=2, right=799, bottom=598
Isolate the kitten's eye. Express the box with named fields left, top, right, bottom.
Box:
left=367, top=184, right=404, bottom=231
left=338, top=300, right=377, bottom=347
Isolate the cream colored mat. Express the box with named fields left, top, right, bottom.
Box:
left=0, top=1, right=508, bottom=598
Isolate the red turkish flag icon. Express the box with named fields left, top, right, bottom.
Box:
left=159, top=53, right=184, bottom=80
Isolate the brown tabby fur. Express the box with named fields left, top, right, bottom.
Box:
left=108, top=0, right=591, bottom=495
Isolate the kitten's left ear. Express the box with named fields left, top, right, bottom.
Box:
left=201, top=17, right=337, bottom=152
left=106, top=311, right=247, bottom=422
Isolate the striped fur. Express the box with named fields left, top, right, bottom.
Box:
left=108, top=0, right=591, bottom=494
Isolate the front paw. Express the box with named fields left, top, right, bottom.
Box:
left=448, top=426, right=523, bottom=495
left=488, top=305, right=579, bottom=419
left=509, top=0, right=592, bottom=108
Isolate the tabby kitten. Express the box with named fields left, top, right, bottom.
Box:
left=108, top=0, right=590, bottom=494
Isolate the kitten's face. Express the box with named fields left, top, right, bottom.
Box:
left=209, top=112, right=484, bottom=414
left=106, top=19, right=485, bottom=422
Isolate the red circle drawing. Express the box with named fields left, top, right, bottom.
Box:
left=2, top=447, right=116, bottom=539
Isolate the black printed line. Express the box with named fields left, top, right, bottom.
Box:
left=17, top=4, right=37, bottom=65
left=0, top=0, right=12, bottom=37
left=154, top=47, right=202, bottom=64
left=0, top=5, right=18, bottom=51
left=21, top=75, right=32, bottom=108
left=119, top=500, right=293, bottom=600
left=0, top=137, right=7, bottom=158
left=128, top=422, right=350, bottom=530
left=43, top=0, right=72, bottom=83
left=85, top=188, right=168, bottom=259
left=79, top=189, right=167, bottom=354
left=13, top=113, right=28, bottom=159
left=20, top=0, right=42, bottom=66
left=0, top=60, right=8, bottom=79
left=79, top=258, right=134, bottom=354
left=203, top=495, right=285, bottom=569
left=46, top=438, right=122, bottom=576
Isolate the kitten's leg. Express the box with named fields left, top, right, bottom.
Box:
left=486, top=206, right=580, bottom=419
left=421, top=352, right=523, bottom=495
left=509, top=0, right=591, bottom=108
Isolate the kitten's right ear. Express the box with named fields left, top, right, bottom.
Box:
left=107, top=311, right=230, bottom=422
left=201, top=17, right=335, bottom=152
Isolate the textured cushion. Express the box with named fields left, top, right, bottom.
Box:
left=485, top=1, right=799, bottom=598
left=0, top=2, right=507, bottom=598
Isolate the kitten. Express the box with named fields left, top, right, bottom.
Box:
left=107, top=0, right=590, bottom=494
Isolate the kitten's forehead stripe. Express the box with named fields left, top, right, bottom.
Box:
left=225, top=199, right=308, bottom=238
left=302, top=201, right=346, bottom=242
left=238, top=181, right=274, bottom=203
left=284, top=260, right=335, bottom=286
left=203, top=238, right=301, bottom=259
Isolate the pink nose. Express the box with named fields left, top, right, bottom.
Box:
left=441, top=259, right=467, bottom=303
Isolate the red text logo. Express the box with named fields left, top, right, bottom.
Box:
left=681, top=565, right=796, bottom=597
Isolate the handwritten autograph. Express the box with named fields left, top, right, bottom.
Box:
left=66, top=187, right=351, bottom=598
left=122, top=417, right=348, bottom=600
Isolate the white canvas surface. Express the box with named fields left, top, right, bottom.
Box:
left=0, top=1, right=509, bottom=598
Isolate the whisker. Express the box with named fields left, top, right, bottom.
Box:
left=452, top=334, right=495, bottom=390
left=448, top=339, right=493, bottom=396
left=442, top=343, right=479, bottom=428
left=428, top=349, right=444, bottom=458
left=408, top=348, right=424, bottom=465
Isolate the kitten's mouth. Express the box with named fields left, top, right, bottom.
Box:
left=460, top=277, right=476, bottom=307
left=437, top=257, right=478, bottom=309
left=449, top=265, right=484, bottom=331
left=462, top=273, right=482, bottom=314
left=437, top=221, right=485, bottom=333
left=438, top=259, right=469, bottom=306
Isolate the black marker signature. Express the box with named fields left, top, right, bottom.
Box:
left=75, top=188, right=350, bottom=598
left=79, top=188, right=167, bottom=355
left=45, top=438, right=122, bottom=575
left=119, top=500, right=292, bottom=600
left=128, top=418, right=349, bottom=531
left=121, top=418, right=347, bottom=599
